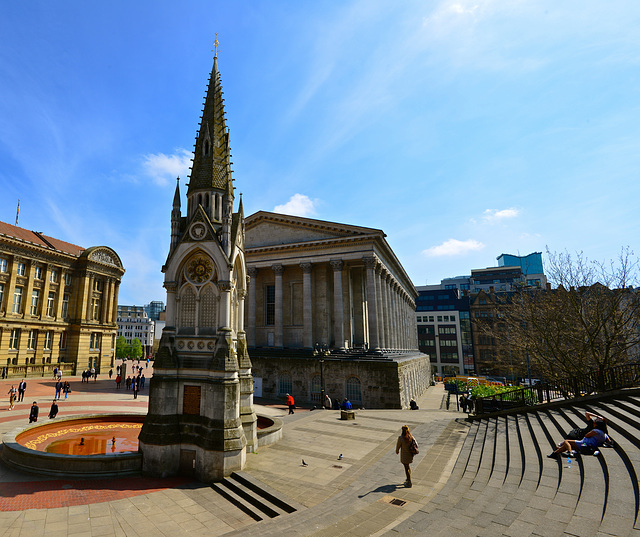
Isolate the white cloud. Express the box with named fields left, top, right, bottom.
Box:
left=273, top=194, right=318, bottom=217
left=482, top=208, right=519, bottom=223
left=422, top=238, right=485, bottom=257
left=142, top=149, right=192, bottom=186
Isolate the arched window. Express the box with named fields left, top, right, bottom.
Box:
left=311, top=374, right=321, bottom=405
left=199, top=285, right=217, bottom=335
left=346, top=376, right=362, bottom=406
left=279, top=373, right=292, bottom=395
left=180, top=286, right=196, bottom=332
left=204, top=140, right=210, bottom=156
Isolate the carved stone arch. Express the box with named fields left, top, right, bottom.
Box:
left=199, top=282, right=218, bottom=336
left=232, top=252, right=247, bottom=292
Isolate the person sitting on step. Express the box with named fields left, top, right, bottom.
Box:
left=548, top=420, right=611, bottom=459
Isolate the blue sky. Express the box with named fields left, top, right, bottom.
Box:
left=1, top=1, right=639, bottom=305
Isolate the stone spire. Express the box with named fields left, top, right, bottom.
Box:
left=170, top=177, right=181, bottom=251
left=187, top=54, right=234, bottom=222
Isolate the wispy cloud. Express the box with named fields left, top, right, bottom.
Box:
left=273, top=194, right=318, bottom=217
left=142, top=149, right=192, bottom=186
left=422, top=238, right=485, bottom=257
left=482, top=207, right=520, bottom=223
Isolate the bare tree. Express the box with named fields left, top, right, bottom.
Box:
left=487, top=248, right=640, bottom=387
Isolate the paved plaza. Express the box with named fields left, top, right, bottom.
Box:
left=2, top=372, right=635, bottom=536
left=0, top=368, right=466, bottom=537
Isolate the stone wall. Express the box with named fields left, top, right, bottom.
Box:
left=251, top=352, right=431, bottom=409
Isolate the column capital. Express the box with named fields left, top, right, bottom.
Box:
left=217, top=280, right=232, bottom=292
left=271, top=264, right=285, bottom=275
left=329, top=259, right=344, bottom=272
left=300, top=262, right=313, bottom=274
left=247, top=267, right=258, bottom=278
left=363, top=255, right=378, bottom=270
left=238, top=289, right=247, bottom=299
left=164, top=281, right=178, bottom=293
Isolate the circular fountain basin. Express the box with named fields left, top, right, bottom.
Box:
left=2, top=414, right=144, bottom=478
left=2, top=413, right=283, bottom=478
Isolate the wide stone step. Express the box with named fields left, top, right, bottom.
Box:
left=210, top=472, right=300, bottom=523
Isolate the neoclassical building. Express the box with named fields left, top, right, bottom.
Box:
left=139, top=51, right=256, bottom=482
left=244, top=212, right=430, bottom=409
left=0, top=221, right=124, bottom=376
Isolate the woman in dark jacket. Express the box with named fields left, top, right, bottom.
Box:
left=29, top=401, right=39, bottom=423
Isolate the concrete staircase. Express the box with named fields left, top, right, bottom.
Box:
left=210, top=472, right=300, bottom=523
left=390, top=394, right=640, bottom=536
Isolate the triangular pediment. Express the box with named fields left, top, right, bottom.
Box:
left=245, top=211, right=384, bottom=249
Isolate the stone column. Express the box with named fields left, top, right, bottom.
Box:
left=390, top=283, right=398, bottom=350
left=4, top=256, right=20, bottom=315
left=85, top=273, right=95, bottom=321
left=330, top=260, right=345, bottom=349
left=105, top=279, right=113, bottom=324
left=382, top=273, right=392, bottom=350
left=300, top=263, right=313, bottom=349
left=23, top=262, right=35, bottom=318
left=363, top=256, right=379, bottom=351
left=375, top=262, right=388, bottom=349
left=55, top=280, right=65, bottom=320
left=195, top=293, right=201, bottom=336
left=247, top=268, right=257, bottom=347
left=100, top=279, right=109, bottom=324
left=40, top=265, right=51, bottom=318
left=218, top=281, right=232, bottom=330
left=164, top=282, right=176, bottom=328
left=399, top=289, right=407, bottom=349
left=402, top=292, right=411, bottom=350
left=238, top=288, right=246, bottom=334
left=272, top=265, right=284, bottom=348
left=112, top=281, right=120, bottom=324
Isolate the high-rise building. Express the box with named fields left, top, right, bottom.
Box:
left=415, top=286, right=473, bottom=376
left=416, top=252, right=547, bottom=378
left=143, top=300, right=164, bottom=321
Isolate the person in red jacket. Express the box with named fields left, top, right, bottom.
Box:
left=286, top=393, right=295, bottom=414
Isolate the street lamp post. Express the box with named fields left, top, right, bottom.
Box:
left=314, top=343, right=328, bottom=407
left=320, top=358, right=325, bottom=406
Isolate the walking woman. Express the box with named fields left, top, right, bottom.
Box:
left=396, top=425, right=418, bottom=488
left=7, top=385, right=16, bottom=410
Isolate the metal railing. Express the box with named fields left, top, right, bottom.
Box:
left=473, top=362, right=640, bottom=414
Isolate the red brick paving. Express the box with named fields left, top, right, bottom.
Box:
left=0, top=476, right=193, bottom=510
left=0, top=374, right=186, bottom=510
left=0, top=372, right=300, bottom=511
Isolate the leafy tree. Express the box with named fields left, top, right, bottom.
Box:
left=115, top=336, right=130, bottom=359
left=130, top=338, right=143, bottom=359
left=484, top=248, right=640, bottom=392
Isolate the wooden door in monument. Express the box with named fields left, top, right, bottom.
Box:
left=179, top=449, right=196, bottom=476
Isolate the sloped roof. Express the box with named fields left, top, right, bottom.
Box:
left=0, top=220, right=85, bottom=257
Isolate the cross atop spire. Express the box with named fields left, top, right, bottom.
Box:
left=213, top=33, right=219, bottom=59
